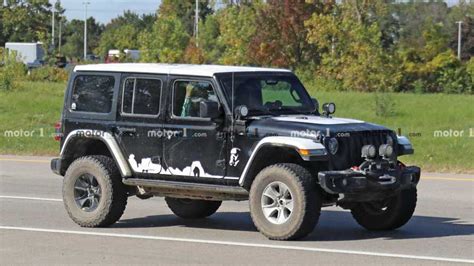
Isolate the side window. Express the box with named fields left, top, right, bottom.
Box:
left=122, top=78, right=162, bottom=116
left=173, top=80, right=218, bottom=118
left=71, top=75, right=115, bottom=113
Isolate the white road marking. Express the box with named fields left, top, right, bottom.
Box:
left=0, top=226, right=472, bottom=264
left=0, top=196, right=62, bottom=202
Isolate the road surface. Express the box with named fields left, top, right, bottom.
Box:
left=0, top=155, right=473, bottom=265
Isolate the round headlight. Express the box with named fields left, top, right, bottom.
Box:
left=328, top=137, right=339, bottom=155
left=361, top=145, right=377, bottom=158
left=386, top=135, right=394, bottom=146
left=379, top=144, right=394, bottom=158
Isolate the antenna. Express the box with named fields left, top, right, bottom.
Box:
left=231, top=72, right=235, bottom=144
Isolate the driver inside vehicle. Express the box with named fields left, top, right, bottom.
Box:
left=235, top=80, right=263, bottom=110
left=181, top=83, right=210, bottom=117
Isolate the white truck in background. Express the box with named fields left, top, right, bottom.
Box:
left=106, top=49, right=140, bottom=63
left=5, top=42, right=44, bottom=69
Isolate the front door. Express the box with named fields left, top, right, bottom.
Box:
left=162, top=78, right=228, bottom=183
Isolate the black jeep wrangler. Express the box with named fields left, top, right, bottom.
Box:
left=51, top=63, right=420, bottom=240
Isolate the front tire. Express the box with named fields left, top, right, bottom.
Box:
left=351, top=187, right=417, bottom=230
left=165, top=197, right=222, bottom=219
left=63, top=155, right=127, bottom=227
left=249, top=163, right=321, bottom=240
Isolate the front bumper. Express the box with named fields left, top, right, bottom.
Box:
left=318, top=165, right=420, bottom=195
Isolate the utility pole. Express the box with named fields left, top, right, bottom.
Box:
left=195, top=0, right=199, bottom=47
left=59, top=17, right=62, bottom=53
left=83, top=1, right=90, bottom=60
left=52, top=2, right=55, bottom=47
left=456, top=21, right=463, bottom=60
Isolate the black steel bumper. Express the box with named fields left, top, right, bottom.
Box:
left=50, top=158, right=62, bottom=176
left=318, top=165, right=420, bottom=195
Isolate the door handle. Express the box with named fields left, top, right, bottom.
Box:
left=116, top=127, right=136, bottom=135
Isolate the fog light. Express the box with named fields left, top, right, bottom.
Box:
left=361, top=145, right=376, bottom=158
left=379, top=144, right=394, bottom=158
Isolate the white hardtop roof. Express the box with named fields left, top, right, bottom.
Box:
left=74, top=63, right=291, bottom=77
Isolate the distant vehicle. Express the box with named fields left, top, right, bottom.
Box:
left=106, top=49, right=140, bottom=63
left=5, top=42, right=44, bottom=69
left=51, top=63, right=420, bottom=240
left=85, top=54, right=100, bottom=62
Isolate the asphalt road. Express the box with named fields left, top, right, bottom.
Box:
left=0, top=155, right=473, bottom=265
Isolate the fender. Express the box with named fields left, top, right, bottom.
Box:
left=238, top=136, right=327, bottom=186
left=397, top=136, right=414, bottom=156
left=61, top=129, right=132, bottom=177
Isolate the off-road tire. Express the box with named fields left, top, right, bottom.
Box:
left=63, top=155, right=128, bottom=227
left=165, top=198, right=222, bottom=219
left=351, top=187, right=417, bottom=230
left=249, top=163, right=321, bottom=240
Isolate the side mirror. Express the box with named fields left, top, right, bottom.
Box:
left=322, top=102, right=336, bottom=117
left=200, top=100, right=221, bottom=119
left=311, top=98, right=319, bottom=112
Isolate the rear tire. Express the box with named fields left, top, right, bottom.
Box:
left=249, top=163, right=321, bottom=240
left=165, top=197, right=221, bottom=219
left=351, top=187, right=417, bottom=230
left=63, top=155, right=127, bottom=227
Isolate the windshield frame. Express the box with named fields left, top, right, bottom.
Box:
left=215, top=72, right=317, bottom=117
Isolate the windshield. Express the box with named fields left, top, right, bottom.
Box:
left=217, top=73, right=316, bottom=116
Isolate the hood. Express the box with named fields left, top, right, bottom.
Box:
left=246, top=115, right=392, bottom=138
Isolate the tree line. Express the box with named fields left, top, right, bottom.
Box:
left=1, top=0, right=473, bottom=93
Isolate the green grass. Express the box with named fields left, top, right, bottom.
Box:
left=1, top=81, right=473, bottom=173
left=0, top=82, right=66, bottom=155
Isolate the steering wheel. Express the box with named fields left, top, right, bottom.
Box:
left=264, top=100, right=283, bottom=110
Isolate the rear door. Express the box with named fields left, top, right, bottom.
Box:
left=114, top=74, right=167, bottom=176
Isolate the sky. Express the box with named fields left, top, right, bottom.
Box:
left=57, top=0, right=162, bottom=24
left=56, top=0, right=460, bottom=25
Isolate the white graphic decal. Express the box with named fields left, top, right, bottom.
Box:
left=229, top=148, right=241, bottom=167
left=128, top=154, right=222, bottom=178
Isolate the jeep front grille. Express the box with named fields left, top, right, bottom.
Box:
left=328, top=131, right=394, bottom=170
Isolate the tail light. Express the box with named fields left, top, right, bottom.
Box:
left=54, top=121, right=62, bottom=141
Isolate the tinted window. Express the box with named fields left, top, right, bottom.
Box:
left=71, top=75, right=115, bottom=113
left=122, top=78, right=162, bottom=116
left=173, top=80, right=218, bottom=117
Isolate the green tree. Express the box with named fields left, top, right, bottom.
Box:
left=61, top=21, right=84, bottom=60
left=139, top=15, right=190, bottom=63
left=95, top=11, right=155, bottom=58
left=249, top=0, right=331, bottom=69
left=1, top=0, right=52, bottom=45
left=306, top=1, right=400, bottom=92
left=199, top=14, right=223, bottom=63
left=215, top=4, right=257, bottom=65
left=61, top=18, right=103, bottom=61
left=159, top=0, right=213, bottom=35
